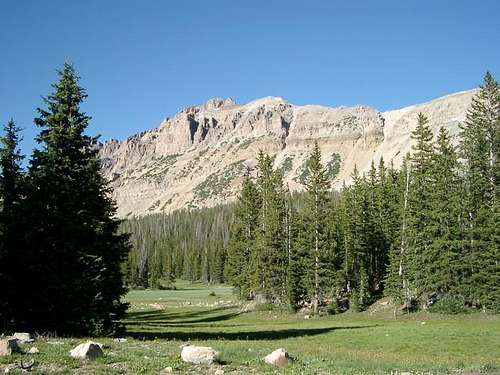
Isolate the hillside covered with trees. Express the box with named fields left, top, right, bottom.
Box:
left=124, top=73, right=499, bottom=314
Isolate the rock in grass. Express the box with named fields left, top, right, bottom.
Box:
left=264, top=348, right=289, bottom=366
left=11, top=332, right=34, bottom=344
left=0, top=339, right=18, bottom=356
left=69, top=341, right=104, bottom=359
left=180, top=344, right=219, bottom=365
left=0, top=340, right=16, bottom=356
left=28, top=347, right=40, bottom=354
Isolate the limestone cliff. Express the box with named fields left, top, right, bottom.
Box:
left=99, top=90, right=475, bottom=217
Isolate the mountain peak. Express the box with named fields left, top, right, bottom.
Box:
left=99, top=90, right=476, bottom=217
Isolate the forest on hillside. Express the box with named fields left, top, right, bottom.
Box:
left=124, top=72, right=499, bottom=315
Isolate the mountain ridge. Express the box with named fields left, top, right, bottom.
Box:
left=99, top=89, right=476, bottom=217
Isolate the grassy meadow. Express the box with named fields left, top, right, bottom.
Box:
left=1, top=280, right=499, bottom=374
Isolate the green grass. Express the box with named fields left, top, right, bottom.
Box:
left=2, top=280, right=499, bottom=374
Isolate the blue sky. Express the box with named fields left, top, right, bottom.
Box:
left=1, top=0, right=499, bottom=155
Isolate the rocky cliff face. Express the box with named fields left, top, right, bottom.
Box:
left=99, top=90, right=476, bottom=217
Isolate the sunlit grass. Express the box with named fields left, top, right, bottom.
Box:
left=1, top=281, right=498, bottom=374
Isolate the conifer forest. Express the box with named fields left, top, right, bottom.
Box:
left=2, top=3, right=499, bottom=373
left=123, top=73, right=499, bottom=315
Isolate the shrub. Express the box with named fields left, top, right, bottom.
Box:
left=208, top=291, right=216, bottom=297
left=255, top=303, right=275, bottom=311
left=326, top=300, right=340, bottom=315
left=428, top=296, right=472, bottom=314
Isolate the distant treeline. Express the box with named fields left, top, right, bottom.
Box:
left=122, top=205, right=233, bottom=288
left=124, top=72, right=499, bottom=314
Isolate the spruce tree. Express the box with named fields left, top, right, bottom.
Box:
left=256, top=154, right=288, bottom=303
left=283, top=187, right=303, bottom=309
left=20, top=63, right=130, bottom=335
left=406, top=113, right=435, bottom=305
left=384, top=158, right=408, bottom=310
left=252, top=152, right=287, bottom=302
left=459, top=72, right=500, bottom=311
left=426, top=128, right=463, bottom=297
left=341, top=166, right=369, bottom=308
left=225, top=175, right=260, bottom=298
left=302, top=142, right=331, bottom=314
left=0, top=119, right=25, bottom=331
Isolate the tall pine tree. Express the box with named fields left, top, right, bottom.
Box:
left=19, top=63, right=130, bottom=335
left=225, top=175, right=260, bottom=298
left=459, top=72, right=500, bottom=311
left=426, top=128, right=463, bottom=298
left=404, top=114, right=435, bottom=306
left=0, top=119, right=25, bottom=331
left=302, top=142, right=331, bottom=315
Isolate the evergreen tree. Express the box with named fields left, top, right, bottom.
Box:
left=459, top=72, right=500, bottom=311
left=0, top=119, right=24, bottom=331
left=426, top=128, right=463, bottom=297
left=283, top=186, right=303, bottom=309
left=225, top=176, right=259, bottom=297
left=406, top=113, right=435, bottom=305
left=384, top=154, right=412, bottom=311
left=302, top=142, right=331, bottom=314
left=366, top=160, right=387, bottom=293
left=341, top=166, right=368, bottom=308
left=253, top=152, right=288, bottom=302
left=20, top=63, right=130, bottom=335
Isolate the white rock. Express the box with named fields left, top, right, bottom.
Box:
left=304, top=314, right=311, bottom=319
left=161, top=366, right=173, bottom=374
left=214, top=369, right=224, bottom=375
left=264, top=348, right=289, bottom=366
left=11, top=332, right=34, bottom=344
left=69, top=341, right=104, bottom=359
left=28, top=347, right=39, bottom=354
left=0, top=339, right=18, bottom=356
left=180, top=344, right=219, bottom=365
left=113, top=338, right=127, bottom=343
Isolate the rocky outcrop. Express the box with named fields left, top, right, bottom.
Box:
left=98, top=90, right=476, bottom=217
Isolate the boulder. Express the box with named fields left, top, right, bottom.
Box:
left=28, top=347, right=39, bottom=354
left=180, top=344, right=219, bottom=365
left=0, top=339, right=18, bottom=356
left=11, top=332, right=34, bottom=344
left=69, top=341, right=104, bottom=359
left=264, top=348, right=289, bottom=366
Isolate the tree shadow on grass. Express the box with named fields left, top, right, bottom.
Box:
left=124, top=306, right=376, bottom=341
left=124, top=306, right=240, bottom=326
left=125, top=325, right=374, bottom=341
left=125, top=310, right=242, bottom=327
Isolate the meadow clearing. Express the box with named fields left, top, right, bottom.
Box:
left=1, top=281, right=499, bottom=374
